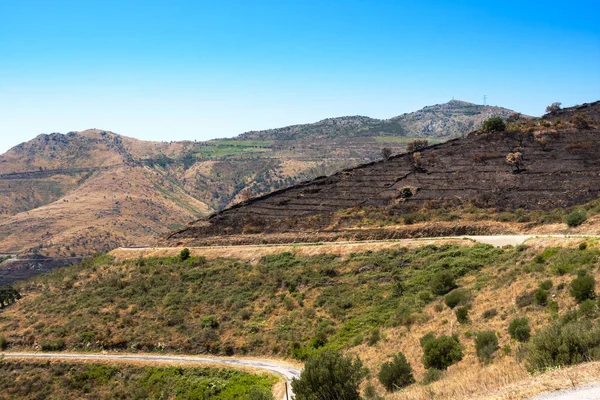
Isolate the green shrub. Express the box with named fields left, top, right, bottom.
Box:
left=363, top=384, right=383, bottom=400
left=565, top=210, right=586, bottom=227
left=179, top=248, right=191, bottom=261
left=291, top=350, right=367, bottom=400
left=508, top=317, right=531, bottom=342
left=534, top=289, right=548, bottom=306
left=444, top=289, right=468, bottom=309
left=579, top=242, right=588, bottom=250
left=482, top=308, right=498, bottom=320
left=422, top=368, right=443, bottom=385
left=378, top=352, right=415, bottom=392
left=481, top=117, right=506, bottom=133
left=420, top=332, right=435, bottom=348
left=570, top=271, right=596, bottom=303
left=367, top=328, right=381, bottom=346
left=422, top=335, right=463, bottom=370
left=456, top=307, right=469, bottom=324
left=475, top=331, right=499, bottom=363
left=0, top=335, right=6, bottom=350
left=430, top=271, right=457, bottom=296
left=247, top=386, right=275, bottom=400
left=41, top=339, right=66, bottom=351
left=579, top=299, right=597, bottom=318
left=528, top=319, right=600, bottom=371
left=200, top=315, right=219, bottom=329
left=539, top=280, right=553, bottom=291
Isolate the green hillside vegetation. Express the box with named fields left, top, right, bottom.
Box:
left=0, top=360, right=276, bottom=400
left=0, top=244, right=509, bottom=357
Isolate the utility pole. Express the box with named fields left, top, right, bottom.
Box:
left=483, top=95, right=487, bottom=106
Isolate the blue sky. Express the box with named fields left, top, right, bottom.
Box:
left=1, top=0, right=599, bottom=153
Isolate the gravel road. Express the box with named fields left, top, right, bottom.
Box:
left=2, top=352, right=300, bottom=399
left=529, top=382, right=600, bottom=399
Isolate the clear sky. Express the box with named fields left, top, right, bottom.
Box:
left=1, top=0, right=599, bottom=153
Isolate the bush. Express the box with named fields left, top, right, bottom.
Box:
left=475, top=331, right=499, bottom=363
left=200, top=315, right=219, bottom=329
left=179, top=248, right=191, bottom=261
left=0, top=335, right=6, bottom=350
left=579, top=299, right=597, bottom=318
left=247, top=386, right=275, bottom=400
left=430, top=271, right=457, bottom=296
left=508, top=317, right=531, bottom=342
left=571, top=112, right=591, bottom=129
left=455, top=306, right=469, bottom=324
left=444, top=289, right=468, bottom=309
left=565, top=210, right=587, bottom=227
left=406, top=139, right=429, bottom=153
left=291, top=350, right=367, bottom=400
left=481, top=117, right=506, bottom=133
left=422, top=368, right=443, bottom=385
left=539, top=280, right=553, bottom=291
left=482, top=308, right=498, bottom=320
left=570, top=271, right=596, bottom=303
left=41, top=339, right=66, bottom=351
left=528, top=319, right=600, bottom=371
left=422, top=335, right=463, bottom=370
left=534, top=289, right=548, bottom=306
left=367, top=328, right=381, bottom=346
left=516, top=290, right=535, bottom=308
left=378, top=352, right=415, bottom=392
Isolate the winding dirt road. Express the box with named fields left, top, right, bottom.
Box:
left=1, top=352, right=300, bottom=399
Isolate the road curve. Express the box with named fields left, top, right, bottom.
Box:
left=529, top=382, right=600, bottom=400
left=1, top=352, right=300, bottom=399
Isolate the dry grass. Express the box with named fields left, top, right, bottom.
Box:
left=110, top=238, right=474, bottom=263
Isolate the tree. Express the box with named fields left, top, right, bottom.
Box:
left=0, top=285, right=21, bottom=308
left=481, top=117, right=506, bottom=133
left=505, top=152, right=523, bottom=173
left=570, top=271, right=596, bottom=303
left=422, top=335, right=463, bottom=370
left=545, top=102, right=562, bottom=113
left=291, top=350, right=368, bottom=400
left=406, top=139, right=429, bottom=153
left=378, top=352, right=415, bottom=392
left=381, top=147, right=392, bottom=160
left=179, top=248, right=191, bottom=262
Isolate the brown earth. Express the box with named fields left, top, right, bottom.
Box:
left=167, top=101, right=600, bottom=244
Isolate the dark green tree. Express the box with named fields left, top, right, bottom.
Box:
left=570, top=271, right=596, bottom=303
left=291, top=350, right=368, bottom=400
left=378, top=352, right=415, bottom=392
left=481, top=117, right=506, bottom=133
left=422, top=335, right=463, bottom=370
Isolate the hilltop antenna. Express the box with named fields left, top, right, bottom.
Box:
left=483, top=95, right=487, bottom=106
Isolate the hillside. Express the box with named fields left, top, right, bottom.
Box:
left=2, top=237, right=600, bottom=399
left=0, top=100, right=521, bottom=258
left=168, top=101, right=600, bottom=245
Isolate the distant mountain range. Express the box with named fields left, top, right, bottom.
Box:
left=0, top=100, right=521, bottom=256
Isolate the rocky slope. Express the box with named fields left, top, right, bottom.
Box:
left=167, top=101, right=600, bottom=243
left=237, top=100, right=518, bottom=141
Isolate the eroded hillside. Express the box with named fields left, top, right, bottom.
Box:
left=168, top=102, right=600, bottom=244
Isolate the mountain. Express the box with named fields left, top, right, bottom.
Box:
left=237, top=100, right=519, bottom=141
left=0, top=100, right=523, bottom=257
left=167, top=101, right=600, bottom=245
